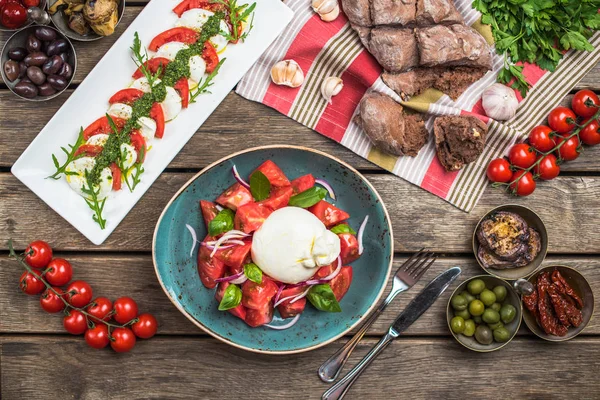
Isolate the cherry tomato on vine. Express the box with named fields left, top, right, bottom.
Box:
left=579, top=118, right=600, bottom=146
left=555, top=135, right=581, bottom=161
left=40, top=287, right=66, bottom=313
left=113, top=297, right=138, bottom=324
left=87, top=297, right=113, bottom=322
left=486, top=158, right=513, bottom=183
left=45, top=258, right=73, bottom=286
left=63, top=310, right=88, bottom=335
left=534, top=154, right=560, bottom=180
left=85, top=324, right=110, bottom=349
left=110, top=327, right=136, bottom=353
left=24, top=240, right=52, bottom=269
left=132, top=313, right=158, bottom=339
left=528, top=125, right=555, bottom=152
left=508, top=143, right=537, bottom=168
left=19, top=270, right=45, bottom=295
left=509, top=171, right=536, bottom=196
left=572, top=90, right=600, bottom=119
left=548, top=107, right=577, bottom=134
left=65, top=280, right=93, bottom=308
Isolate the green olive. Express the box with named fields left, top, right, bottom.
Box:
left=488, top=321, right=504, bottom=331
left=467, top=279, right=486, bottom=295
left=463, top=319, right=476, bottom=337
left=469, top=299, right=485, bottom=316
left=493, top=327, right=511, bottom=343
left=473, top=316, right=482, bottom=324
left=451, top=294, right=468, bottom=311
left=482, top=309, right=500, bottom=324
left=475, top=325, right=493, bottom=345
left=500, top=304, right=517, bottom=324
left=462, top=292, right=476, bottom=303
left=454, top=309, right=471, bottom=320
left=490, top=302, right=502, bottom=312
left=493, top=285, right=507, bottom=302
left=479, top=289, right=497, bottom=306
left=451, top=316, right=465, bottom=334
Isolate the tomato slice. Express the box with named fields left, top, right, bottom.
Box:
left=197, top=235, right=226, bottom=289
left=214, top=241, right=252, bottom=274
left=129, top=131, right=147, bottom=162
left=132, top=57, right=170, bottom=79
left=109, top=163, right=122, bottom=191
left=216, top=182, right=253, bottom=211
left=276, top=286, right=307, bottom=319
left=149, top=103, right=165, bottom=138
left=234, top=203, right=273, bottom=233
left=172, top=0, right=224, bottom=17
left=339, top=233, right=360, bottom=264
left=258, top=186, right=293, bottom=211
left=200, top=200, right=220, bottom=229
left=241, top=277, right=279, bottom=310
left=174, top=77, right=190, bottom=108
left=149, top=27, right=199, bottom=52
left=215, top=282, right=247, bottom=320
left=291, top=174, right=315, bottom=194
left=245, top=303, right=274, bottom=327
left=202, top=42, right=219, bottom=74
left=74, top=144, right=103, bottom=157
left=253, top=160, right=290, bottom=187
left=329, top=266, right=353, bottom=301
left=109, top=88, right=145, bottom=105
left=308, top=200, right=350, bottom=228
left=83, top=116, right=126, bottom=140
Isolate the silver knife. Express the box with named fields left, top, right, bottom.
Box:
left=322, top=267, right=461, bottom=400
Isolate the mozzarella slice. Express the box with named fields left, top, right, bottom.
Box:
left=120, top=143, right=138, bottom=170
left=210, top=20, right=230, bottom=53
left=137, top=116, right=157, bottom=142
left=108, top=103, right=133, bottom=120
left=131, top=77, right=161, bottom=93
left=188, top=55, right=206, bottom=87
left=176, top=9, right=214, bottom=30
left=155, top=42, right=188, bottom=61
left=86, top=134, right=110, bottom=147
left=161, top=86, right=182, bottom=121
left=65, top=157, right=113, bottom=200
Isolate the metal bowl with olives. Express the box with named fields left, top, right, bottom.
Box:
left=1, top=25, right=76, bottom=101
left=447, top=275, right=522, bottom=352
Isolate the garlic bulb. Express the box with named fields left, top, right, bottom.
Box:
left=482, top=83, right=519, bottom=121
left=312, top=0, right=340, bottom=22
left=270, top=60, right=304, bottom=88
left=321, top=76, right=343, bottom=104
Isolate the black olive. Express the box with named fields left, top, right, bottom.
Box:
left=38, top=82, right=58, bottom=97
left=3, top=60, right=20, bottom=82
left=42, top=55, right=63, bottom=75
left=58, top=62, right=73, bottom=79
left=24, top=52, right=48, bottom=67
left=18, top=62, right=27, bottom=78
left=14, top=81, right=39, bottom=98
left=26, top=34, right=43, bottom=53
left=46, top=39, right=69, bottom=57
left=59, top=52, right=69, bottom=63
left=27, top=66, right=46, bottom=86
left=35, top=27, right=57, bottom=42
left=47, top=74, right=68, bottom=91
left=8, top=47, right=27, bottom=61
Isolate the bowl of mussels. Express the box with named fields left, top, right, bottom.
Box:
left=47, top=0, right=125, bottom=41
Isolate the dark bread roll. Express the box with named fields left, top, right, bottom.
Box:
left=433, top=115, right=487, bottom=172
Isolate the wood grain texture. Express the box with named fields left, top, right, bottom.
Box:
left=1, top=254, right=598, bottom=335
left=2, top=335, right=600, bottom=399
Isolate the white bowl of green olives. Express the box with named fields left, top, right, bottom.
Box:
left=447, top=275, right=522, bottom=352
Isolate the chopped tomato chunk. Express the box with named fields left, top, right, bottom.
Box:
left=245, top=303, right=274, bottom=327
left=174, top=77, right=189, bottom=108
left=200, top=200, right=220, bottom=229
left=339, top=233, right=360, bottom=264
left=109, top=163, right=122, bottom=191
left=308, top=200, right=350, bottom=228
left=83, top=116, right=126, bottom=140
left=74, top=144, right=103, bottom=157
left=329, top=266, right=353, bottom=301
left=202, top=42, right=220, bottom=74
left=291, top=174, right=315, bottom=194
left=276, top=286, right=307, bottom=319
left=241, top=277, right=279, bottom=310
left=172, top=0, right=224, bottom=17
left=149, top=27, right=199, bottom=52
left=132, top=57, right=170, bottom=79
left=313, top=263, right=336, bottom=280
left=149, top=103, right=165, bottom=138
left=253, top=160, right=290, bottom=187
left=214, top=241, right=252, bottom=275
left=215, top=282, right=247, bottom=320
left=197, top=235, right=226, bottom=289
left=234, top=203, right=273, bottom=233
left=216, top=182, right=253, bottom=211
left=258, top=186, right=293, bottom=211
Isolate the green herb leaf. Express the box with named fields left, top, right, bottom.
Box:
left=218, top=284, right=242, bottom=311
left=208, top=209, right=235, bottom=236
left=330, top=224, right=356, bottom=235
left=47, top=128, right=86, bottom=180
left=288, top=187, right=328, bottom=208
left=244, top=263, right=263, bottom=284
left=307, top=284, right=341, bottom=313
left=249, top=170, right=271, bottom=201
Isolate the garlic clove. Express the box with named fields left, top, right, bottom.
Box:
left=319, top=4, right=340, bottom=22
left=312, top=0, right=340, bottom=22
left=270, top=60, right=304, bottom=88
left=481, top=82, right=519, bottom=121
left=321, top=76, right=343, bottom=104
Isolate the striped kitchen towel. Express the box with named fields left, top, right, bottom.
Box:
left=236, top=0, right=600, bottom=212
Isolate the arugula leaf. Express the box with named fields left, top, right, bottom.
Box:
left=330, top=224, right=356, bottom=235
left=189, top=58, right=226, bottom=103
left=47, top=128, right=86, bottom=180
left=244, top=263, right=262, bottom=284
left=288, top=187, right=328, bottom=208
left=249, top=171, right=270, bottom=201
left=208, top=209, right=235, bottom=236
left=81, top=170, right=107, bottom=230
left=307, top=284, right=341, bottom=313
left=218, top=284, right=242, bottom=311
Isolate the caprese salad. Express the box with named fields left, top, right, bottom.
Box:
left=186, top=160, right=369, bottom=329
left=48, top=0, right=256, bottom=229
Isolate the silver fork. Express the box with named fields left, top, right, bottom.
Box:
left=317, top=249, right=437, bottom=383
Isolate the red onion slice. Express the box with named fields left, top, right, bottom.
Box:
left=274, top=293, right=297, bottom=307
left=290, top=287, right=311, bottom=304
left=215, top=271, right=244, bottom=283
left=232, top=165, right=251, bottom=189
left=357, top=215, right=369, bottom=255
left=215, top=204, right=224, bottom=211
left=185, top=224, right=198, bottom=257
left=203, top=243, right=235, bottom=251
left=274, top=284, right=285, bottom=304
left=230, top=274, right=248, bottom=285
left=264, top=314, right=300, bottom=330
left=210, top=231, right=249, bottom=257
left=315, top=179, right=336, bottom=200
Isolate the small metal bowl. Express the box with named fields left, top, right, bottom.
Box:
left=447, top=275, right=523, bottom=352
left=0, top=1, right=48, bottom=32
left=472, top=204, right=548, bottom=281
left=47, top=0, right=125, bottom=42
left=522, top=265, right=594, bottom=342
left=1, top=25, right=77, bottom=101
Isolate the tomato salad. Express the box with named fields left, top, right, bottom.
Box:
left=187, top=160, right=369, bottom=329
left=48, top=0, right=256, bottom=229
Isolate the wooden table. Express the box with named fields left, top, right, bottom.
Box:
left=2, top=4, right=600, bottom=399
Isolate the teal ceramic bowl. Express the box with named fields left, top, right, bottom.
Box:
left=152, top=145, right=393, bottom=354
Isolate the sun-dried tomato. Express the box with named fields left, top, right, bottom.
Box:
left=551, top=270, right=583, bottom=309
left=537, top=272, right=568, bottom=336
left=523, top=289, right=539, bottom=318
left=547, top=285, right=570, bottom=327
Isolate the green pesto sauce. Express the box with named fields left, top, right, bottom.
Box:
left=87, top=12, right=224, bottom=186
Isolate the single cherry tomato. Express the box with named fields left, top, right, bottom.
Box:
left=40, top=287, right=66, bottom=313
left=528, top=125, right=555, bottom=152
left=63, top=310, right=88, bottom=335
left=113, top=297, right=138, bottom=324
left=19, top=270, right=45, bottom=295
left=486, top=158, right=513, bottom=183
left=24, top=240, right=53, bottom=269
left=509, top=171, right=536, bottom=196
left=548, top=107, right=577, bottom=134
left=534, top=154, right=560, bottom=180
left=1, top=3, right=28, bottom=29
left=132, top=313, right=158, bottom=339
left=44, top=258, right=73, bottom=286
left=508, top=143, right=537, bottom=169
left=555, top=135, right=581, bottom=161
left=579, top=118, right=600, bottom=146
left=87, top=297, right=113, bottom=322
left=22, top=0, right=40, bottom=6
left=110, top=327, right=136, bottom=353
left=65, top=280, right=93, bottom=308
left=571, top=89, right=600, bottom=119
left=85, top=324, right=110, bottom=349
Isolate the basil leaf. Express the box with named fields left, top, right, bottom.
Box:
left=307, top=284, right=341, bottom=313
left=208, top=209, right=234, bottom=237
left=288, top=187, right=328, bottom=208
left=244, top=263, right=262, bottom=284
left=330, top=224, right=356, bottom=235
left=218, top=284, right=242, bottom=311
left=250, top=170, right=271, bottom=201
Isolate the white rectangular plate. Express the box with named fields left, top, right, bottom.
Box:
left=11, top=0, right=293, bottom=245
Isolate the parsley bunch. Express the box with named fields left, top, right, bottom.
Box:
left=473, top=0, right=600, bottom=97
